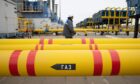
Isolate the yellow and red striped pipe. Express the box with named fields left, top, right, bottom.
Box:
left=0, top=50, right=140, bottom=76
left=1, top=38, right=140, bottom=45
left=0, top=44, right=140, bottom=50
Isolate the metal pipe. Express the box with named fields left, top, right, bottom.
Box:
left=34, top=28, right=138, bottom=33
left=0, top=50, right=140, bottom=76
left=134, top=15, right=139, bottom=38
left=0, top=44, right=140, bottom=50
left=0, top=38, right=140, bottom=44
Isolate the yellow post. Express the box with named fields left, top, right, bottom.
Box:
left=112, top=7, right=116, bottom=27
left=122, top=8, right=129, bottom=29
left=126, top=8, right=129, bottom=29
left=0, top=50, right=140, bottom=76
left=105, top=7, right=111, bottom=30
left=110, top=7, right=116, bottom=32
left=117, top=7, right=121, bottom=30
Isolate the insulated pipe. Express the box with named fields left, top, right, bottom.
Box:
left=0, top=38, right=140, bottom=44
left=35, top=28, right=135, bottom=33
left=49, top=29, right=91, bottom=32
left=0, top=50, right=140, bottom=76
left=0, top=44, right=140, bottom=50
left=49, top=29, right=122, bottom=32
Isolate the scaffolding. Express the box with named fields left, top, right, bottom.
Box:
left=76, top=7, right=134, bottom=35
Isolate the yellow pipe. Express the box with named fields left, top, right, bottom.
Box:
left=49, top=29, right=91, bottom=32
left=34, top=28, right=135, bottom=33
left=0, top=44, right=140, bottom=50
left=0, top=50, right=140, bottom=76
left=1, top=38, right=140, bottom=44
left=49, top=29, right=92, bottom=32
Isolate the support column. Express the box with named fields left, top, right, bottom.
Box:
left=134, top=15, right=139, bottom=38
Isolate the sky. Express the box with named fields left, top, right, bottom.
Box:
left=55, top=0, right=127, bottom=26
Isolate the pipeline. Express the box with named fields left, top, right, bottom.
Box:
left=0, top=44, right=140, bottom=50
left=0, top=50, right=140, bottom=76
left=1, top=38, right=140, bottom=44
left=36, top=28, right=136, bottom=33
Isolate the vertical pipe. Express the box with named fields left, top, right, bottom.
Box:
left=134, top=15, right=139, bottom=38
left=126, top=8, right=129, bottom=29
left=52, top=0, right=55, bottom=13
left=119, top=9, right=121, bottom=29
left=108, top=10, right=110, bottom=29
left=116, top=7, right=121, bottom=29
left=59, top=0, right=61, bottom=20
left=54, top=4, right=58, bottom=15
left=113, top=8, right=116, bottom=26
left=48, top=0, right=51, bottom=9
left=113, top=9, right=116, bottom=31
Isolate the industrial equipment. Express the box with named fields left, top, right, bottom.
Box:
left=83, top=18, right=93, bottom=28
left=18, top=18, right=33, bottom=32
left=0, top=50, right=140, bottom=76
left=126, top=0, right=140, bottom=15
left=14, top=0, right=63, bottom=34
left=126, top=0, right=140, bottom=38
left=76, top=7, right=134, bottom=35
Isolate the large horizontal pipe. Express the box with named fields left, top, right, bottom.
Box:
left=49, top=29, right=94, bottom=32
left=33, top=28, right=136, bottom=33
left=49, top=28, right=121, bottom=32
left=34, top=29, right=96, bottom=33
left=1, top=38, right=140, bottom=44
left=0, top=44, right=140, bottom=50
left=0, top=50, right=140, bottom=76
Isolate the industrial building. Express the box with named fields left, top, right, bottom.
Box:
left=0, top=0, right=63, bottom=38
left=0, top=0, right=140, bottom=84
left=0, top=0, right=18, bottom=37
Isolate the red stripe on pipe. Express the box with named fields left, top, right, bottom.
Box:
left=41, top=44, right=44, bottom=50
left=40, top=37, right=44, bottom=50
left=35, top=45, right=38, bottom=50
left=27, top=50, right=37, bottom=76
left=95, top=44, right=98, bottom=50
left=90, top=38, right=94, bottom=44
left=91, top=50, right=103, bottom=76
left=82, top=38, right=86, bottom=44
left=48, top=39, right=53, bottom=44
left=40, top=37, right=44, bottom=45
left=109, top=50, right=120, bottom=75
left=9, top=50, right=22, bottom=76
left=89, top=44, right=93, bottom=50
